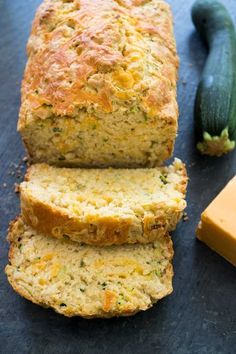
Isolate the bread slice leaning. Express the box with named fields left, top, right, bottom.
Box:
left=5, top=217, right=174, bottom=318
left=20, top=158, right=187, bottom=246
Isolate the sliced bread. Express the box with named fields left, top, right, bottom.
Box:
left=6, top=217, right=174, bottom=318
left=20, top=159, right=187, bottom=245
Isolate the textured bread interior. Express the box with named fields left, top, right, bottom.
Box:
left=18, top=0, right=179, bottom=167
left=20, top=112, right=177, bottom=167
left=20, top=159, right=187, bottom=244
left=6, top=217, right=174, bottom=318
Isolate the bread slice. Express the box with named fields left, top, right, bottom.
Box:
left=6, top=217, right=174, bottom=318
left=18, top=0, right=179, bottom=167
left=20, top=159, right=187, bottom=246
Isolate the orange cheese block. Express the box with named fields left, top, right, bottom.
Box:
left=196, top=176, right=236, bottom=267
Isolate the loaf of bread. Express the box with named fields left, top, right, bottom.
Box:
left=20, top=159, right=187, bottom=245
left=6, top=217, right=173, bottom=318
left=18, top=0, right=179, bottom=167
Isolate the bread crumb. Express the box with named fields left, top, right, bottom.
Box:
left=14, top=183, right=20, bottom=193
left=182, top=212, right=189, bottom=222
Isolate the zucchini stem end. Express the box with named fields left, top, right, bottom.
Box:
left=197, top=128, right=235, bottom=156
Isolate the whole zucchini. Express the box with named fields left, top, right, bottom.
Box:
left=192, top=0, right=236, bottom=156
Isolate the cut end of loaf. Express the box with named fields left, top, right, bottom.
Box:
left=18, top=0, right=179, bottom=167
left=19, top=110, right=178, bottom=168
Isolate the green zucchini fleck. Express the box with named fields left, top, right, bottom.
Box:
left=52, top=127, right=63, bottom=133
left=130, top=106, right=139, bottom=113
left=80, top=259, right=85, bottom=267
left=192, top=0, right=236, bottom=156
left=160, top=174, right=168, bottom=185
left=154, top=270, right=161, bottom=277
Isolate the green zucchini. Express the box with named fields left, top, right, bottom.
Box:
left=192, top=0, right=236, bottom=156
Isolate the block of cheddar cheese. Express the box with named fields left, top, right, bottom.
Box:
left=196, top=176, right=236, bottom=266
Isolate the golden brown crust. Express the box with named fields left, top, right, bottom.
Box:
left=21, top=191, right=133, bottom=245
left=19, top=0, right=178, bottom=119
left=17, top=0, right=179, bottom=167
left=20, top=162, right=187, bottom=245
left=20, top=190, right=178, bottom=245
left=175, top=161, right=188, bottom=195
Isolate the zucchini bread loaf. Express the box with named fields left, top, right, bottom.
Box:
left=6, top=217, right=174, bottom=318
left=18, top=0, right=179, bottom=167
left=20, top=159, right=187, bottom=245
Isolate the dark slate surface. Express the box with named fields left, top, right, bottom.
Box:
left=0, top=0, right=235, bottom=353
